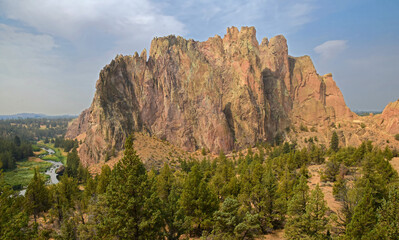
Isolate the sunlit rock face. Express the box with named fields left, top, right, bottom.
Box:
left=67, top=26, right=353, bottom=166
left=379, top=99, right=399, bottom=134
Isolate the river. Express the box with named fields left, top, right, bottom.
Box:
left=19, top=147, right=64, bottom=195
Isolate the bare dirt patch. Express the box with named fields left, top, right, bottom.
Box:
left=262, top=229, right=285, bottom=240
left=308, top=164, right=341, bottom=214
left=28, top=156, right=45, bottom=163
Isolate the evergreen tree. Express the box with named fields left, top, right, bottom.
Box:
left=211, top=152, right=236, bottom=199
left=66, top=147, right=80, bottom=178
left=156, top=163, right=186, bottom=240
left=285, top=175, right=309, bottom=239
left=14, top=135, right=21, bottom=147
left=345, top=182, right=376, bottom=239
left=213, top=197, right=260, bottom=240
left=330, top=131, right=339, bottom=152
left=276, top=165, right=296, bottom=223
left=180, top=164, right=218, bottom=236
left=96, top=164, right=111, bottom=194
left=305, top=184, right=329, bottom=239
left=99, top=134, right=162, bottom=239
left=49, top=175, right=80, bottom=225
left=370, top=185, right=399, bottom=239
left=0, top=172, right=33, bottom=239
left=25, top=167, right=50, bottom=223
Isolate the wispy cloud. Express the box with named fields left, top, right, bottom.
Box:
left=0, top=0, right=186, bottom=114
left=314, top=40, right=347, bottom=60
left=0, top=0, right=186, bottom=53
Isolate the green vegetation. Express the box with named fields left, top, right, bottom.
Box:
left=300, top=124, right=309, bottom=132
left=3, top=159, right=51, bottom=189
left=0, top=132, right=399, bottom=239
left=0, top=137, right=34, bottom=171
left=330, top=131, right=339, bottom=152
left=38, top=143, right=67, bottom=164
left=395, top=133, right=399, bottom=141
left=0, top=118, right=72, bottom=142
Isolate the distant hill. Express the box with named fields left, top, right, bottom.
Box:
left=354, top=110, right=382, bottom=116
left=0, top=113, right=77, bottom=120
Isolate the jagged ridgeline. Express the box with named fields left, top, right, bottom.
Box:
left=67, top=26, right=354, bottom=166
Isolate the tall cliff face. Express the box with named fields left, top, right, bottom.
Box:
left=68, top=26, right=354, bottom=166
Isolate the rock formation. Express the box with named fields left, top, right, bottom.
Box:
left=67, top=26, right=354, bottom=166
left=379, top=99, right=399, bottom=134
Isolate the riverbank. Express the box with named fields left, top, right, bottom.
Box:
left=3, top=157, right=52, bottom=190
left=37, top=143, right=67, bottom=165
left=4, top=146, right=65, bottom=192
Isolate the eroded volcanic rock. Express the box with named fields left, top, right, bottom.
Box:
left=380, top=99, right=399, bottom=134
left=68, top=26, right=354, bottom=166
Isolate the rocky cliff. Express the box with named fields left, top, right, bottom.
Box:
left=67, top=26, right=354, bottom=166
left=379, top=99, right=399, bottom=134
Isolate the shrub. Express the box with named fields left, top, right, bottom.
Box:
left=300, top=124, right=308, bottom=132
left=395, top=134, right=399, bottom=141
left=360, top=123, right=366, bottom=129
left=201, top=147, right=207, bottom=156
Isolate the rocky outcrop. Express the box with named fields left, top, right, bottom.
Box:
left=65, top=108, right=90, bottom=139
left=289, top=57, right=354, bottom=125
left=68, top=26, right=354, bottom=166
left=380, top=99, right=399, bottom=134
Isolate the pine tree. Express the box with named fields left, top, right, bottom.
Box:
left=180, top=164, right=218, bottom=236
left=234, top=212, right=261, bottom=240
left=371, top=185, right=399, bottom=239
left=276, top=165, right=296, bottom=222
left=213, top=197, right=241, bottom=238
left=14, top=135, right=21, bottom=147
left=330, top=131, right=339, bottom=152
left=285, top=175, right=309, bottom=239
left=345, top=182, right=377, bottom=239
left=156, top=163, right=186, bottom=240
left=0, top=172, right=32, bottom=239
left=99, top=134, right=162, bottom=239
left=66, top=147, right=80, bottom=178
left=96, top=164, right=111, bottom=194
left=213, top=197, right=260, bottom=240
left=25, top=167, right=50, bottom=223
left=305, top=184, right=329, bottom=239
left=211, top=152, right=236, bottom=199
left=49, top=174, right=80, bottom=225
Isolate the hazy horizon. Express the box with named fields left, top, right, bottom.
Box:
left=0, top=0, right=398, bottom=115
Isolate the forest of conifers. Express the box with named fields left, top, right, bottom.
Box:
left=1, top=132, right=399, bottom=240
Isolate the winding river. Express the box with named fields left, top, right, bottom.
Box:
left=20, top=147, right=64, bottom=195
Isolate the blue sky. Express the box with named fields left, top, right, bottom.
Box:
left=0, top=0, right=398, bottom=115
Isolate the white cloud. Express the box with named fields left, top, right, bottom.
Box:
left=0, top=0, right=186, bottom=52
left=0, top=24, right=59, bottom=83
left=314, top=40, right=347, bottom=60
left=0, top=0, right=186, bottom=114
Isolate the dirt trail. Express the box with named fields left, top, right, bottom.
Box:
left=308, top=164, right=341, bottom=214
left=263, top=229, right=285, bottom=240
